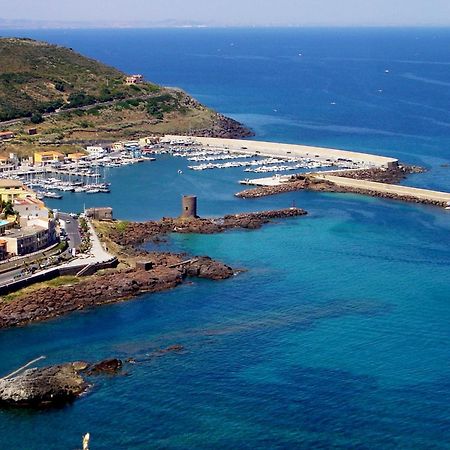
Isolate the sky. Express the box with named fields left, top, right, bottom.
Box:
left=1, top=0, right=450, bottom=27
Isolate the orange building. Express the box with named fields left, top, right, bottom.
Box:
left=34, top=150, right=65, bottom=165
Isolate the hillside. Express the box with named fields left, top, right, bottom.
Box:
left=0, top=38, right=251, bottom=147
left=0, top=38, right=161, bottom=121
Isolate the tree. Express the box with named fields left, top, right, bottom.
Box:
left=30, top=113, right=44, bottom=124
left=2, top=200, right=15, bottom=217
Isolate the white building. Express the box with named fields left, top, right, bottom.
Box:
left=86, top=146, right=107, bottom=159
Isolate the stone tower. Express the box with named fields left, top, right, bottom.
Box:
left=181, top=195, right=198, bottom=218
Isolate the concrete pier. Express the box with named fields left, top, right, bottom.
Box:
left=163, top=135, right=399, bottom=169
left=313, top=174, right=450, bottom=205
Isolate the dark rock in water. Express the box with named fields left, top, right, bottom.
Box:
left=156, top=344, right=185, bottom=355
left=0, top=363, right=87, bottom=407
left=86, top=359, right=123, bottom=375
left=186, top=257, right=234, bottom=280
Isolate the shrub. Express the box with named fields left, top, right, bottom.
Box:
left=30, top=113, right=44, bottom=124
left=54, top=81, right=65, bottom=92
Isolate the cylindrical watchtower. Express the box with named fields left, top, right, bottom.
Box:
left=181, top=195, right=198, bottom=218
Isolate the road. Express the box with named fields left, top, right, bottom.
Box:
left=0, top=268, right=23, bottom=285
left=59, top=213, right=81, bottom=249
left=0, top=93, right=158, bottom=128
left=0, top=217, right=114, bottom=288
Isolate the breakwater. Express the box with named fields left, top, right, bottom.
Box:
left=235, top=166, right=450, bottom=208
left=311, top=175, right=450, bottom=207
left=164, top=135, right=399, bottom=169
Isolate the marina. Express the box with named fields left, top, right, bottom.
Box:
left=0, top=152, right=154, bottom=200
left=163, top=135, right=399, bottom=169
left=161, top=138, right=382, bottom=174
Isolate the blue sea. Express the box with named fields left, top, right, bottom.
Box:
left=1, top=28, right=450, bottom=449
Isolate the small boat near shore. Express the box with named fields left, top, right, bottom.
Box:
left=43, top=191, right=62, bottom=199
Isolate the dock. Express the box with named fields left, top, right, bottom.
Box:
left=163, top=135, right=399, bottom=169
left=239, top=175, right=290, bottom=186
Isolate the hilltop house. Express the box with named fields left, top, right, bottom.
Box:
left=125, top=74, right=144, bottom=85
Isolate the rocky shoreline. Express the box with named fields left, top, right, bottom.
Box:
left=0, top=254, right=233, bottom=329
left=235, top=166, right=436, bottom=205
left=236, top=180, right=308, bottom=199
left=0, top=208, right=306, bottom=330
left=108, top=208, right=307, bottom=248
left=189, top=112, right=255, bottom=139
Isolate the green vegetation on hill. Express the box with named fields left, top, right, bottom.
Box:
left=0, top=38, right=160, bottom=121
left=0, top=38, right=250, bottom=156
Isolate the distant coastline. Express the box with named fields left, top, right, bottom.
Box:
left=1, top=19, right=448, bottom=30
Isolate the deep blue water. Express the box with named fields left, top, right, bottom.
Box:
left=1, top=28, right=450, bottom=449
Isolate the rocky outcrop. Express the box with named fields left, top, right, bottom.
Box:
left=186, top=256, right=234, bottom=280
left=0, top=209, right=304, bottom=329
left=0, top=363, right=87, bottom=407
left=0, top=253, right=233, bottom=328
left=309, top=165, right=425, bottom=184
left=0, top=358, right=126, bottom=408
left=235, top=180, right=308, bottom=199
left=85, top=359, right=123, bottom=375
left=108, top=208, right=307, bottom=247
left=189, top=113, right=254, bottom=139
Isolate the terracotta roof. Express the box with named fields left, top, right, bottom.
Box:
left=0, top=179, right=24, bottom=188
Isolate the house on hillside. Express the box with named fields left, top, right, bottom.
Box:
left=67, top=152, right=87, bottom=162
left=0, top=155, right=14, bottom=173
left=0, top=131, right=15, bottom=141
left=125, top=74, right=144, bottom=85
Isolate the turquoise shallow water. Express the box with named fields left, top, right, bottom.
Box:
left=1, top=28, right=450, bottom=448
